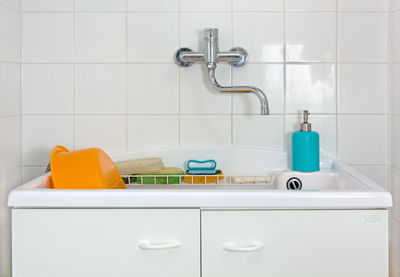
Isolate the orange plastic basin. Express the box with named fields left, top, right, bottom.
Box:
left=50, top=146, right=126, bottom=189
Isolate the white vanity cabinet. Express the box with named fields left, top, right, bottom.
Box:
left=12, top=209, right=200, bottom=277
left=12, top=208, right=388, bottom=277
left=201, top=210, right=388, bottom=277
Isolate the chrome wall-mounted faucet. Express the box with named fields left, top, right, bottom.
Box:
left=174, top=28, right=269, bottom=115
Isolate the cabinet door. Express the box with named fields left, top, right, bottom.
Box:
left=202, top=210, right=388, bottom=277
left=13, top=209, right=200, bottom=277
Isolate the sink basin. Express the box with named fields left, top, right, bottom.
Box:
left=8, top=146, right=391, bottom=209
left=123, top=170, right=366, bottom=192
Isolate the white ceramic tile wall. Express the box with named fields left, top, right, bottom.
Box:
left=392, top=2, right=400, bottom=276
left=19, top=0, right=390, bottom=184
left=0, top=1, right=21, bottom=276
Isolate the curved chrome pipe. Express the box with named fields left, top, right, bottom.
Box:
left=175, top=28, right=270, bottom=115
left=207, top=67, right=269, bottom=115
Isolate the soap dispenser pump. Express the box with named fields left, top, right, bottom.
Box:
left=292, top=110, right=320, bottom=172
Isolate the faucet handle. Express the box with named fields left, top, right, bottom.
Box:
left=175, top=48, right=206, bottom=67
left=228, top=47, right=248, bottom=67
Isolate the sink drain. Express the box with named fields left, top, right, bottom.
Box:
left=286, top=177, right=302, bottom=190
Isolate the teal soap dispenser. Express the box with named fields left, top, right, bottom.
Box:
left=292, top=110, right=320, bottom=172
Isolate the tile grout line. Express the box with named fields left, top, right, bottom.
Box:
left=72, top=0, right=76, bottom=150
left=283, top=0, right=287, bottom=153
left=388, top=0, right=393, bottom=263
left=335, top=0, right=339, bottom=159
left=19, top=10, right=392, bottom=14
left=19, top=61, right=391, bottom=65
left=19, top=112, right=393, bottom=116
left=230, top=0, right=234, bottom=145
left=178, top=0, right=181, bottom=146
left=19, top=2, right=23, bottom=187
left=388, top=0, right=393, bottom=196
left=125, top=0, right=128, bottom=151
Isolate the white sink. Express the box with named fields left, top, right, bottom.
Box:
left=8, top=146, right=392, bottom=209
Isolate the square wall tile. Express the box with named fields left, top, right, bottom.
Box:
left=75, top=0, right=125, bottom=11
left=0, top=7, right=21, bottom=62
left=75, top=13, right=126, bottom=63
left=0, top=62, right=21, bottom=116
left=393, top=64, right=400, bottom=116
left=22, top=115, right=73, bottom=166
left=232, top=0, right=283, bottom=11
left=0, top=227, right=11, bottom=277
left=233, top=12, right=284, bottom=62
left=338, top=64, right=388, bottom=114
left=128, top=0, right=179, bottom=11
left=393, top=116, right=400, bottom=168
left=75, top=115, right=126, bottom=152
left=127, top=115, right=179, bottom=148
left=393, top=12, right=400, bottom=63
left=352, top=165, right=389, bottom=189
left=285, top=0, right=336, bottom=11
left=127, top=64, right=178, bottom=114
left=180, top=13, right=231, bottom=53
left=23, top=13, right=73, bottom=63
left=128, top=13, right=178, bottom=63
left=285, top=64, right=336, bottom=114
left=22, top=166, right=46, bottom=183
left=392, top=166, right=400, bottom=221
left=180, top=64, right=231, bottom=114
left=75, top=64, right=126, bottom=114
left=0, top=117, right=21, bottom=174
left=180, top=115, right=231, bottom=145
left=233, top=115, right=284, bottom=150
left=0, top=168, right=21, bottom=230
left=285, top=115, right=336, bottom=158
left=391, top=219, right=400, bottom=274
left=286, top=12, right=336, bottom=62
left=181, top=0, right=230, bottom=11
left=338, top=13, right=388, bottom=62
left=338, top=0, right=388, bottom=11
left=232, top=64, right=283, bottom=114
left=338, top=115, right=388, bottom=165
left=23, top=0, right=73, bottom=11
left=23, top=64, right=73, bottom=114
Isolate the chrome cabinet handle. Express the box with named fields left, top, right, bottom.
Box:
left=222, top=242, right=264, bottom=252
left=138, top=240, right=181, bottom=250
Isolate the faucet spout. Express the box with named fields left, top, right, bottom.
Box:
left=175, top=27, right=270, bottom=115
left=207, top=67, right=269, bottom=115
